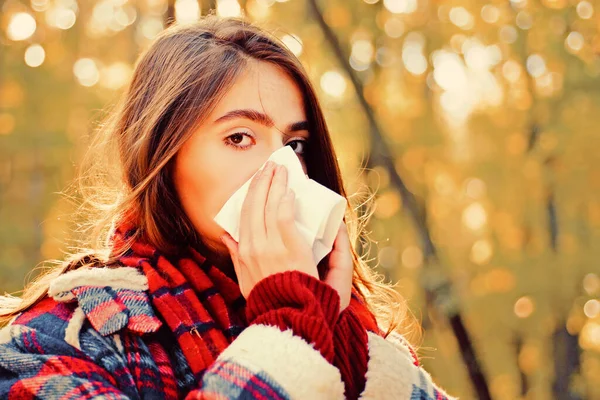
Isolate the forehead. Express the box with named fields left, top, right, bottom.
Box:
left=208, top=61, right=307, bottom=126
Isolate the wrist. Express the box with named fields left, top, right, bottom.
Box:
left=245, top=270, right=341, bottom=328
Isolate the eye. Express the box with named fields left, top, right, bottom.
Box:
left=224, top=131, right=255, bottom=150
left=286, top=138, right=308, bottom=155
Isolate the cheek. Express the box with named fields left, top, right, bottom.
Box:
left=174, top=153, right=221, bottom=224
left=173, top=145, right=254, bottom=235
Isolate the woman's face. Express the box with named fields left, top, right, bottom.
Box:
left=173, top=61, right=310, bottom=259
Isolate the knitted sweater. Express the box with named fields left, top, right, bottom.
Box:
left=0, top=265, right=458, bottom=399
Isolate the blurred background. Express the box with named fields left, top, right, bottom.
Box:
left=1, top=0, right=599, bottom=399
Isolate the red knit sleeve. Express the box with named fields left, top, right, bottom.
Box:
left=244, top=270, right=341, bottom=363
left=244, top=271, right=383, bottom=400
left=332, top=290, right=380, bottom=400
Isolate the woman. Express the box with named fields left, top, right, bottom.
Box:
left=0, top=16, right=457, bottom=400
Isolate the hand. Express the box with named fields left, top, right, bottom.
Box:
left=320, top=222, right=353, bottom=312
left=220, top=160, right=319, bottom=299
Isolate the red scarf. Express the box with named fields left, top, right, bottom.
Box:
left=111, top=217, right=380, bottom=384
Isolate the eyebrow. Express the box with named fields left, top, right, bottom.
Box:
left=213, top=108, right=310, bottom=133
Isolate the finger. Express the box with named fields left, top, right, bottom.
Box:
left=239, top=161, right=274, bottom=246
left=333, top=222, right=353, bottom=264
left=221, top=233, right=240, bottom=273
left=265, top=164, right=288, bottom=240
left=333, top=222, right=350, bottom=252
left=238, top=165, right=266, bottom=243
left=277, top=188, right=304, bottom=252
left=221, top=233, right=246, bottom=294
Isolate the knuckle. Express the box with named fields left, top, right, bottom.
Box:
left=252, top=241, right=268, bottom=258
left=274, top=246, right=288, bottom=259
left=278, top=210, right=294, bottom=225
left=265, top=205, right=276, bottom=220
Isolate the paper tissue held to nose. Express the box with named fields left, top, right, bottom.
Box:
left=214, top=145, right=347, bottom=265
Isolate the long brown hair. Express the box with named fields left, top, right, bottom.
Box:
left=0, top=15, right=420, bottom=345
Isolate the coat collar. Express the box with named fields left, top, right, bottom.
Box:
left=48, top=266, right=162, bottom=336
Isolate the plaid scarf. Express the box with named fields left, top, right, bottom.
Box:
left=110, top=216, right=382, bottom=388
left=111, top=220, right=247, bottom=380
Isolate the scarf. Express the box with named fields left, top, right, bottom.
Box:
left=110, top=216, right=380, bottom=383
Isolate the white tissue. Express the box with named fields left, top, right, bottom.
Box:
left=214, top=145, right=347, bottom=265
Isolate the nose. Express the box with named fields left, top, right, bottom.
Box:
left=267, top=129, right=286, bottom=152
left=268, top=143, right=286, bottom=154
left=266, top=129, right=308, bottom=175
